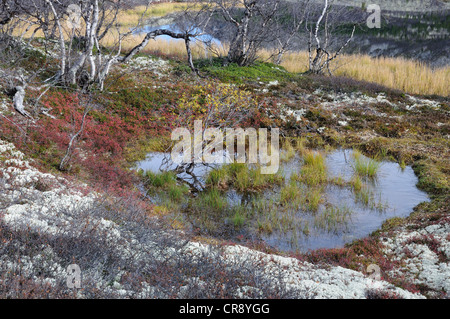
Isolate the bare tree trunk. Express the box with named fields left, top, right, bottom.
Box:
left=65, top=0, right=100, bottom=85
left=226, top=2, right=253, bottom=66
left=12, top=86, right=29, bottom=117
left=44, top=0, right=66, bottom=78
left=306, top=0, right=355, bottom=75
left=59, top=105, right=90, bottom=171
left=184, top=37, right=197, bottom=74
left=227, top=25, right=246, bottom=65
left=97, top=41, right=123, bottom=91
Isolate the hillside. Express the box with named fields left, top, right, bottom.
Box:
left=301, top=0, right=450, bottom=12
left=0, top=0, right=449, bottom=301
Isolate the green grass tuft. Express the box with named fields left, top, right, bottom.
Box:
left=352, top=150, right=381, bottom=178
left=207, top=163, right=284, bottom=192
left=314, top=205, right=353, bottom=234
left=197, top=188, right=228, bottom=212
left=292, top=150, right=327, bottom=186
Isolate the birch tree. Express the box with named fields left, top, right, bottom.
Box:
left=270, top=0, right=309, bottom=65
left=4, top=0, right=205, bottom=91
left=205, top=0, right=282, bottom=66
left=306, top=0, right=357, bottom=75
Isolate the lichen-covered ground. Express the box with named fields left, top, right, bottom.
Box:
left=0, top=52, right=448, bottom=298
left=0, top=139, right=426, bottom=298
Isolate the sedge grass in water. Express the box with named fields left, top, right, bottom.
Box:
left=206, top=163, right=284, bottom=192
left=314, top=205, right=353, bottom=235
left=137, top=148, right=429, bottom=252
left=280, top=181, right=302, bottom=207
left=351, top=150, right=381, bottom=179
left=291, top=150, right=327, bottom=186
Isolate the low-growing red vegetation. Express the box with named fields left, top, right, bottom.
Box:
left=1, top=81, right=184, bottom=194
left=0, top=74, right=278, bottom=197
left=291, top=237, right=423, bottom=295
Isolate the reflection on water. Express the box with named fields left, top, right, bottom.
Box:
left=132, top=23, right=223, bottom=59
left=265, top=149, right=429, bottom=251
left=136, top=149, right=429, bottom=252
left=133, top=24, right=222, bottom=46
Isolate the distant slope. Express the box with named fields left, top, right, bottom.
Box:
left=300, top=0, right=450, bottom=12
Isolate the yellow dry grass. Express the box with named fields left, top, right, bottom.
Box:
left=101, top=34, right=450, bottom=96
left=99, top=31, right=221, bottom=59
left=8, top=2, right=198, bottom=37
left=116, top=2, right=199, bottom=26
left=259, top=49, right=450, bottom=96
left=107, top=35, right=449, bottom=96
left=7, top=2, right=449, bottom=97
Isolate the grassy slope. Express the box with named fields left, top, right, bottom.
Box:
left=192, top=58, right=450, bottom=297
left=0, top=39, right=448, bottom=297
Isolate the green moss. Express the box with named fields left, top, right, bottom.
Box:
left=196, top=58, right=292, bottom=84
left=413, top=159, right=449, bottom=195
left=379, top=217, right=405, bottom=233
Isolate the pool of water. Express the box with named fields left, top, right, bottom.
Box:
left=266, top=149, right=429, bottom=251
left=136, top=149, right=429, bottom=252
left=133, top=24, right=222, bottom=46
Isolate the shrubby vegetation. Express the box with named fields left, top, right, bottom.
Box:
left=0, top=0, right=448, bottom=299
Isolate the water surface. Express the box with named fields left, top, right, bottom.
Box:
left=136, top=149, right=429, bottom=252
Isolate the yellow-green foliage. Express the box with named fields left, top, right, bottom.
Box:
left=178, top=82, right=257, bottom=125
left=292, top=150, right=327, bottom=186
left=352, top=150, right=381, bottom=179
left=207, top=163, right=284, bottom=192
left=259, top=49, right=450, bottom=96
